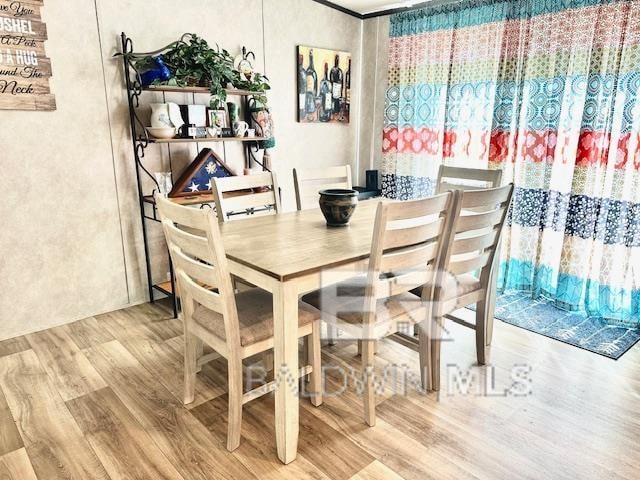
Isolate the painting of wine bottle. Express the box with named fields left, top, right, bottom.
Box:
left=296, top=45, right=351, bottom=124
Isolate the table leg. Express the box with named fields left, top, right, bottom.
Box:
left=272, top=280, right=299, bottom=464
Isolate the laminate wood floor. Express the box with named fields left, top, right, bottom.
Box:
left=0, top=300, right=638, bottom=479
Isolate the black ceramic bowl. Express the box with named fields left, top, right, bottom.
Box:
left=318, top=189, right=358, bottom=227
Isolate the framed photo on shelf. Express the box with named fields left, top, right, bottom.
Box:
left=208, top=108, right=228, bottom=129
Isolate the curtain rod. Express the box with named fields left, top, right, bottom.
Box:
left=309, top=0, right=463, bottom=20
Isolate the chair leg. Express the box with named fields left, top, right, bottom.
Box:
left=262, top=351, right=274, bottom=372
left=357, top=340, right=377, bottom=356
left=183, top=327, right=198, bottom=405
left=227, top=357, right=243, bottom=451
left=475, top=300, right=488, bottom=366
left=486, top=255, right=498, bottom=347
left=485, top=283, right=496, bottom=346
left=362, top=339, right=376, bottom=426
left=326, top=324, right=337, bottom=346
left=417, top=320, right=432, bottom=391
left=308, top=321, right=323, bottom=407
left=195, top=338, right=204, bottom=373
left=302, top=338, right=310, bottom=384
left=430, top=315, right=443, bottom=392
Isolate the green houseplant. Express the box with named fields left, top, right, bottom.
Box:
left=134, top=34, right=270, bottom=108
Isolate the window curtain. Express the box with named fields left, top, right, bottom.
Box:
left=382, top=0, right=640, bottom=323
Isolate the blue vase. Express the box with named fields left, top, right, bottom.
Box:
left=140, top=56, right=171, bottom=87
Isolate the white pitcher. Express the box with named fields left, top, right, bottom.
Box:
left=150, top=103, right=184, bottom=130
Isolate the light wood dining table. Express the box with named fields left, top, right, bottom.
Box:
left=219, top=199, right=381, bottom=464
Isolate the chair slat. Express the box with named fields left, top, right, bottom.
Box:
left=176, top=271, right=223, bottom=314
left=294, top=165, right=352, bottom=211
left=439, top=181, right=486, bottom=192
left=456, top=208, right=505, bottom=232
left=171, top=246, right=218, bottom=289
left=449, top=251, right=491, bottom=275
left=163, top=221, right=212, bottom=263
left=220, top=190, right=277, bottom=212
left=380, top=241, right=439, bottom=274
left=438, top=165, right=503, bottom=186
left=296, top=165, right=351, bottom=182
left=385, top=192, right=450, bottom=221
left=156, top=195, right=210, bottom=230
left=215, top=172, right=275, bottom=192
left=451, top=228, right=500, bottom=255
left=461, top=185, right=512, bottom=208
left=383, top=218, right=444, bottom=250
left=377, top=269, right=435, bottom=297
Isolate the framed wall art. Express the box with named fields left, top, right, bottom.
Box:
left=297, top=45, right=350, bottom=124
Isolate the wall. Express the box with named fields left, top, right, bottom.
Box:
left=358, top=15, right=389, bottom=183
left=0, top=0, right=365, bottom=340
left=0, top=0, right=129, bottom=340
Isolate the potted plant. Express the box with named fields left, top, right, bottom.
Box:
left=131, top=34, right=270, bottom=109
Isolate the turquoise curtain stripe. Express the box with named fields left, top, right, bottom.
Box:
left=498, top=260, right=640, bottom=324
left=390, top=0, right=625, bottom=36
left=388, top=72, right=640, bottom=132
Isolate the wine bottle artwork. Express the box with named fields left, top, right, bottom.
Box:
left=345, top=58, right=351, bottom=117
left=305, top=48, right=318, bottom=118
left=296, top=45, right=350, bottom=124
left=298, top=54, right=307, bottom=120
left=330, top=54, right=343, bottom=116
left=319, top=63, right=332, bottom=122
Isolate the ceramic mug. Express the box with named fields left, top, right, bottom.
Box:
left=233, top=121, right=249, bottom=137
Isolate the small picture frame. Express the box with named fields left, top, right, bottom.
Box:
left=208, top=108, right=228, bottom=129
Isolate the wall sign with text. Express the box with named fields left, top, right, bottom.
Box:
left=0, top=0, right=55, bottom=111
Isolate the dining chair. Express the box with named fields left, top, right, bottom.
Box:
left=426, top=184, right=513, bottom=391
left=293, top=165, right=352, bottom=211
left=212, top=171, right=281, bottom=223
left=293, top=165, right=353, bottom=345
left=303, top=192, right=456, bottom=426
left=433, top=165, right=503, bottom=346
left=156, top=194, right=322, bottom=451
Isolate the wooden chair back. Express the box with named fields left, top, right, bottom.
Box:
left=156, top=195, right=241, bottom=351
left=293, top=165, right=352, bottom=211
left=436, top=165, right=502, bottom=194
left=365, top=193, right=456, bottom=313
left=439, top=185, right=513, bottom=295
left=212, top=172, right=281, bottom=223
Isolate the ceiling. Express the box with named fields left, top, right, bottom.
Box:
left=327, top=0, right=425, bottom=15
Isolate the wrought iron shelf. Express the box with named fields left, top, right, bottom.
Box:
left=153, top=281, right=173, bottom=296
left=121, top=32, right=270, bottom=319
left=145, top=136, right=265, bottom=144
left=143, top=85, right=259, bottom=96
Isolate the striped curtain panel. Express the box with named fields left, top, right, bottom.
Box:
left=382, top=0, right=640, bottom=323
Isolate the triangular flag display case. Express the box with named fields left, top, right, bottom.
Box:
left=119, top=32, right=271, bottom=317
left=169, top=149, right=236, bottom=198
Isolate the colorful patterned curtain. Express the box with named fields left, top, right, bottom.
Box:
left=382, top=0, right=640, bottom=323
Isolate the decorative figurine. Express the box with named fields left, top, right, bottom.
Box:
left=139, top=55, right=171, bottom=87
left=234, top=47, right=255, bottom=81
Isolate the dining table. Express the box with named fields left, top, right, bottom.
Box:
left=218, top=194, right=499, bottom=464
left=219, top=199, right=380, bottom=463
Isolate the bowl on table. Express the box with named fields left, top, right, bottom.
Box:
left=318, top=189, right=358, bottom=227
left=146, top=126, right=176, bottom=139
